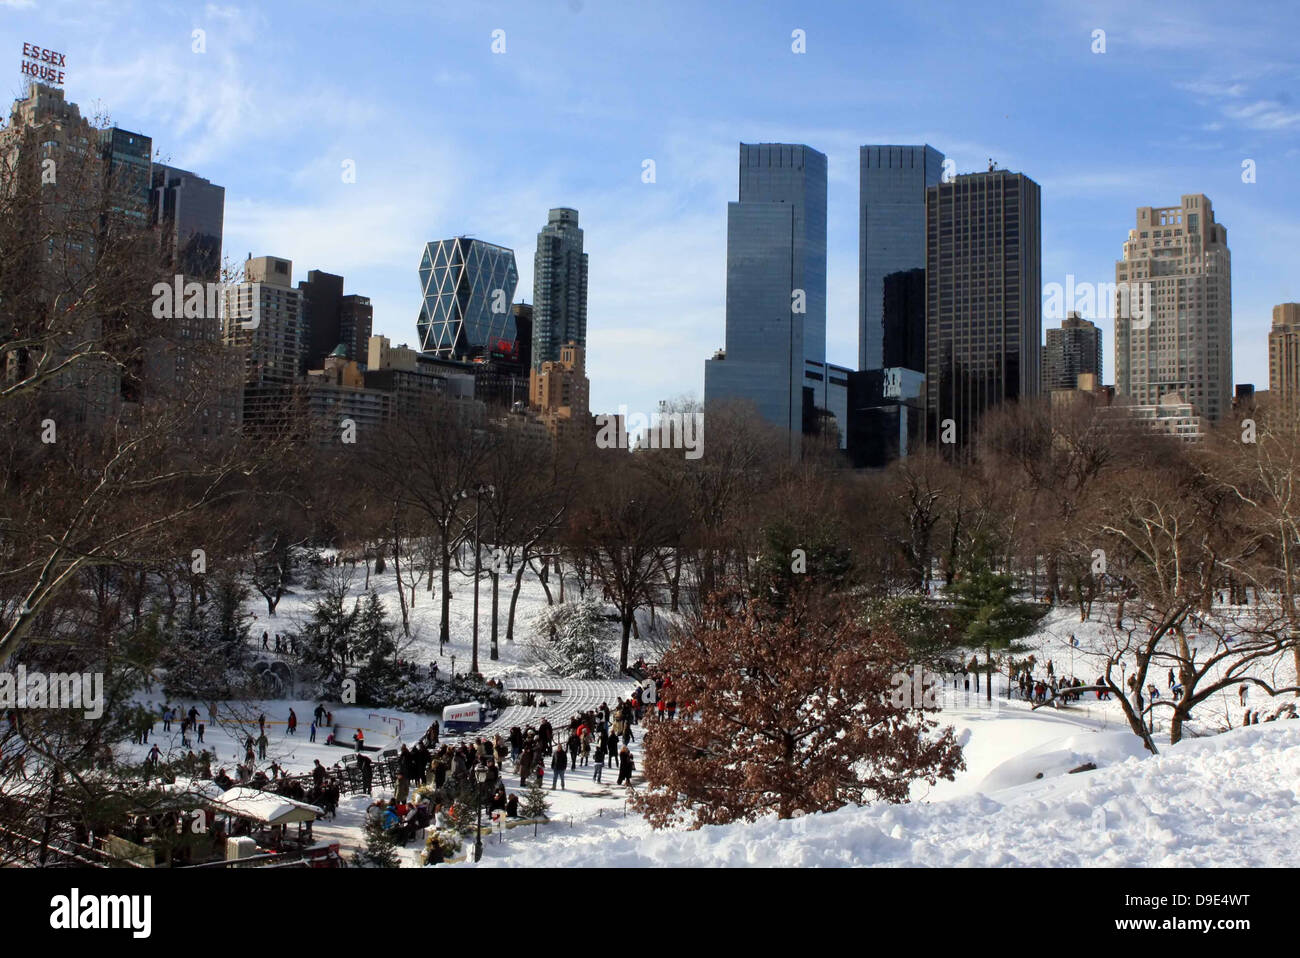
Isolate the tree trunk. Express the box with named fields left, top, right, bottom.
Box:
left=533, top=558, right=553, bottom=605
left=439, top=535, right=452, bottom=649
left=490, top=571, right=500, bottom=660
left=506, top=555, right=528, bottom=644
left=620, top=614, right=633, bottom=673
left=393, top=528, right=410, bottom=637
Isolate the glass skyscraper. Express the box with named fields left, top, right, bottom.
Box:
left=704, top=143, right=828, bottom=458
left=859, top=145, right=944, bottom=372
left=531, top=208, right=588, bottom=372
left=925, top=169, right=1042, bottom=449
left=416, top=237, right=519, bottom=361
left=150, top=164, right=224, bottom=283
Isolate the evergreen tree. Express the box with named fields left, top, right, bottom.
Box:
left=353, top=816, right=400, bottom=868
left=299, top=574, right=361, bottom=694
left=948, top=541, right=1043, bottom=701
left=753, top=521, right=853, bottom=606
left=529, top=593, right=616, bottom=679
left=520, top=781, right=551, bottom=821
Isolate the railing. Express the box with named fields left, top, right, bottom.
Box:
left=0, top=823, right=148, bottom=868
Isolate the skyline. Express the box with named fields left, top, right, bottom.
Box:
left=6, top=0, right=1300, bottom=416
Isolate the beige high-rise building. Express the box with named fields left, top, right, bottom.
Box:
left=1268, top=303, right=1300, bottom=419
left=1114, top=194, right=1232, bottom=423
left=529, top=340, right=590, bottom=440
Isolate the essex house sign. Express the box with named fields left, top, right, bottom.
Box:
left=20, top=43, right=66, bottom=85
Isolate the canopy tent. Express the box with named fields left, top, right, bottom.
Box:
left=161, top=779, right=225, bottom=804
left=211, top=787, right=323, bottom=826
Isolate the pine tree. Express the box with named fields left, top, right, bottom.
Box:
left=520, top=781, right=551, bottom=821
left=353, top=816, right=400, bottom=868
left=441, top=796, right=480, bottom=836
left=530, top=593, right=615, bottom=678
left=948, top=541, right=1043, bottom=701
left=300, top=574, right=361, bottom=692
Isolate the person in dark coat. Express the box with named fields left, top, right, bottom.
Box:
left=617, top=746, right=635, bottom=786
left=550, top=745, right=567, bottom=790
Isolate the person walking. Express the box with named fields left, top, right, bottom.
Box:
left=617, top=746, right=635, bottom=786
left=287, top=709, right=297, bottom=736
left=550, top=744, right=567, bottom=790
left=309, top=720, right=317, bottom=743
left=354, top=728, right=365, bottom=752
left=592, top=740, right=605, bottom=783
left=256, top=731, right=268, bottom=760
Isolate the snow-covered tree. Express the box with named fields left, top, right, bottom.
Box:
left=528, top=593, right=617, bottom=679
left=299, top=567, right=361, bottom=693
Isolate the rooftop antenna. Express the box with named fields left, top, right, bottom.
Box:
left=987, top=158, right=996, bottom=172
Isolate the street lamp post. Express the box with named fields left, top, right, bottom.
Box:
left=458, top=483, right=495, bottom=677
left=473, top=763, right=489, bottom=862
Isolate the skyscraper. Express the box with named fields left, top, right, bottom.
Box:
left=1, top=84, right=118, bottom=425
left=925, top=168, right=1042, bottom=447
left=1043, top=312, right=1102, bottom=392
left=704, top=143, right=829, bottom=458
left=531, top=209, right=587, bottom=371
left=223, top=256, right=303, bottom=432
left=299, top=270, right=373, bottom=372
left=417, top=237, right=519, bottom=361
left=339, top=294, right=373, bottom=368
left=150, top=164, right=224, bottom=283
left=1114, top=195, right=1231, bottom=423
left=98, top=126, right=152, bottom=231
left=1268, top=303, right=1300, bottom=420
left=860, top=145, right=944, bottom=372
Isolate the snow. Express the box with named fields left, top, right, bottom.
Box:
left=211, top=787, right=323, bottom=825
left=475, top=723, right=1300, bottom=868
left=115, top=560, right=1300, bottom=867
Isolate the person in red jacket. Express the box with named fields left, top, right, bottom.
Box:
left=354, top=728, right=365, bottom=752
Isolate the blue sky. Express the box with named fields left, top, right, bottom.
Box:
left=5, top=0, right=1299, bottom=416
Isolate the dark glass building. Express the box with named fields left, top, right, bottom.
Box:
left=846, top=368, right=925, bottom=468
left=150, top=163, right=225, bottom=283
left=925, top=168, right=1042, bottom=450
left=418, top=237, right=520, bottom=361
left=881, top=267, right=926, bottom=374
left=298, top=270, right=372, bottom=372
left=860, top=145, right=944, bottom=372
left=531, top=209, right=587, bottom=371
left=704, top=143, right=828, bottom=459
left=98, top=126, right=152, bottom=230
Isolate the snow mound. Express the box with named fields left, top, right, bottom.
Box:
left=977, top=730, right=1151, bottom=793
left=477, top=722, right=1300, bottom=868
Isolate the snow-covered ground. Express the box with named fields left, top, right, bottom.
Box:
left=479, top=722, right=1300, bottom=868
left=122, top=563, right=1300, bottom=867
